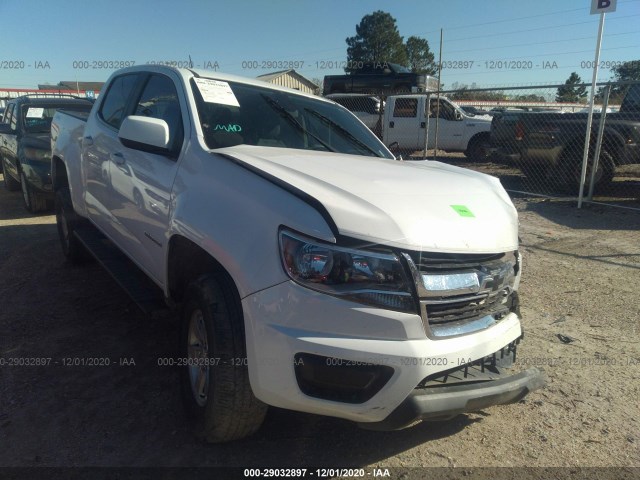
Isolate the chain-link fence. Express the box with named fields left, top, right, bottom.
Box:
left=324, top=81, right=640, bottom=210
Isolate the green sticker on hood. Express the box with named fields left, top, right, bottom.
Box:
left=451, top=205, right=475, bottom=217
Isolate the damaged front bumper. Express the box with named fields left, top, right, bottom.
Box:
left=358, top=349, right=546, bottom=431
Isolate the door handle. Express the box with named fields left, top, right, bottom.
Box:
left=389, top=121, right=395, bottom=128
left=83, top=136, right=93, bottom=146
left=110, top=152, right=125, bottom=165
left=420, top=122, right=426, bottom=128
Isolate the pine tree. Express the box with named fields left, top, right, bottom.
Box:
left=345, top=11, right=408, bottom=73
left=556, top=72, right=588, bottom=103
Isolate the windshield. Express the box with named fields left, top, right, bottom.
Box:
left=191, top=79, right=393, bottom=159
left=388, top=63, right=411, bottom=73
left=21, top=104, right=92, bottom=133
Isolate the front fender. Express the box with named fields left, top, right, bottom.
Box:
left=166, top=149, right=335, bottom=299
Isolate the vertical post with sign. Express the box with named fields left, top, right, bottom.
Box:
left=578, top=0, right=617, bottom=208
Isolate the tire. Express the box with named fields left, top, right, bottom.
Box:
left=55, top=187, right=89, bottom=264
left=20, top=170, right=49, bottom=213
left=465, top=135, right=491, bottom=161
left=560, top=145, right=615, bottom=194
left=2, top=158, right=20, bottom=191
left=180, top=273, right=267, bottom=443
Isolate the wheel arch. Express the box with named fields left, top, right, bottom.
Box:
left=465, top=131, right=491, bottom=159
left=467, top=131, right=490, bottom=148
left=52, top=155, right=69, bottom=191
left=560, top=131, right=624, bottom=166
left=166, top=235, right=241, bottom=307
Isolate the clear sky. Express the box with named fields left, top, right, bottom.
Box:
left=1, top=0, right=639, bottom=90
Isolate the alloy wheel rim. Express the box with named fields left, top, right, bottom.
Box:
left=187, top=309, right=210, bottom=407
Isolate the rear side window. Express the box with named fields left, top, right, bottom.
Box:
left=333, top=97, right=378, bottom=115
left=4, top=104, right=15, bottom=127
left=99, top=74, right=138, bottom=129
left=133, top=74, right=183, bottom=152
left=393, top=98, right=417, bottom=118
left=10, top=105, right=18, bottom=130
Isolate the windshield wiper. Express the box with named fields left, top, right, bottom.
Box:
left=261, top=95, right=336, bottom=153
left=304, top=108, right=380, bottom=157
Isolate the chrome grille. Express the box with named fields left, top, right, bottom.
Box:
left=403, top=251, right=520, bottom=337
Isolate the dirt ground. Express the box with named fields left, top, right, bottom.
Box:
left=0, top=167, right=639, bottom=474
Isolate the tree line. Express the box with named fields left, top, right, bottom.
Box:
left=343, top=10, right=639, bottom=102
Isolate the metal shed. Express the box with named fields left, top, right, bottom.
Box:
left=256, top=70, right=319, bottom=95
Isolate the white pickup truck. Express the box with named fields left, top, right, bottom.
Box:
left=382, top=95, right=493, bottom=159
left=51, top=65, right=543, bottom=443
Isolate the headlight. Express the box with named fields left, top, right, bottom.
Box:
left=23, top=147, right=50, bottom=162
left=279, top=230, right=416, bottom=313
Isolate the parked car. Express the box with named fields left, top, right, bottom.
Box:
left=382, top=95, right=493, bottom=159
left=51, top=65, right=543, bottom=443
left=325, top=93, right=383, bottom=130
left=0, top=95, right=93, bottom=211
left=490, top=83, right=640, bottom=191
left=323, top=62, right=438, bottom=95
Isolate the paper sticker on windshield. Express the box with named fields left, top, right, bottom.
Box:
left=451, top=205, right=475, bottom=217
left=26, top=107, right=44, bottom=118
left=194, top=78, right=239, bottom=107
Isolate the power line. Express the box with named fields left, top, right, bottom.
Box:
left=445, top=28, right=640, bottom=54
left=445, top=16, right=638, bottom=43
left=410, top=0, right=640, bottom=36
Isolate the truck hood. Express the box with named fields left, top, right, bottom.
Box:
left=217, top=145, right=518, bottom=253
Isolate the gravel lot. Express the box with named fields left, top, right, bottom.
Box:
left=0, top=167, right=639, bottom=475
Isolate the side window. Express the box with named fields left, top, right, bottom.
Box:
left=133, top=74, right=183, bottom=153
left=99, top=74, right=138, bottom=129
left=428, top=99, right=455, bottom=120
left=393, top=98, right=417, bottom=118
left=10, top=105, right=18, bottom=130
left=4, top=104, right=15, bottom=127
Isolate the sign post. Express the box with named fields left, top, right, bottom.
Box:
left=578, top=0, right=617, bottom=208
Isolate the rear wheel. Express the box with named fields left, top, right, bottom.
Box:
left=180, top=273, right=267, bottom=443
left=560, top=145, right=615, bottom=194
left=2, top=158, right=20, bottom=191
left=21, top=170, right=49, bottom=213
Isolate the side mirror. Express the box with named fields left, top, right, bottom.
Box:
left=119, top=115, right=170, bottom=154
left=455, top=110, right=463, bottom=121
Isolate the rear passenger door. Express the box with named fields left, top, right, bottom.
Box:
left=384, top=97, right=425, bottom=152
left=107, top=72, right=186, bottom=286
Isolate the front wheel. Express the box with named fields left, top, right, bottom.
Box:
left=465, top=135, right=491, bottom=161
left=180, top=274, right=267, bottom=443
left=20, top=170, right=49, bottom=213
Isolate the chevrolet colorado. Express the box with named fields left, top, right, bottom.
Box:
left=51, top=65, right=543, bottom=443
